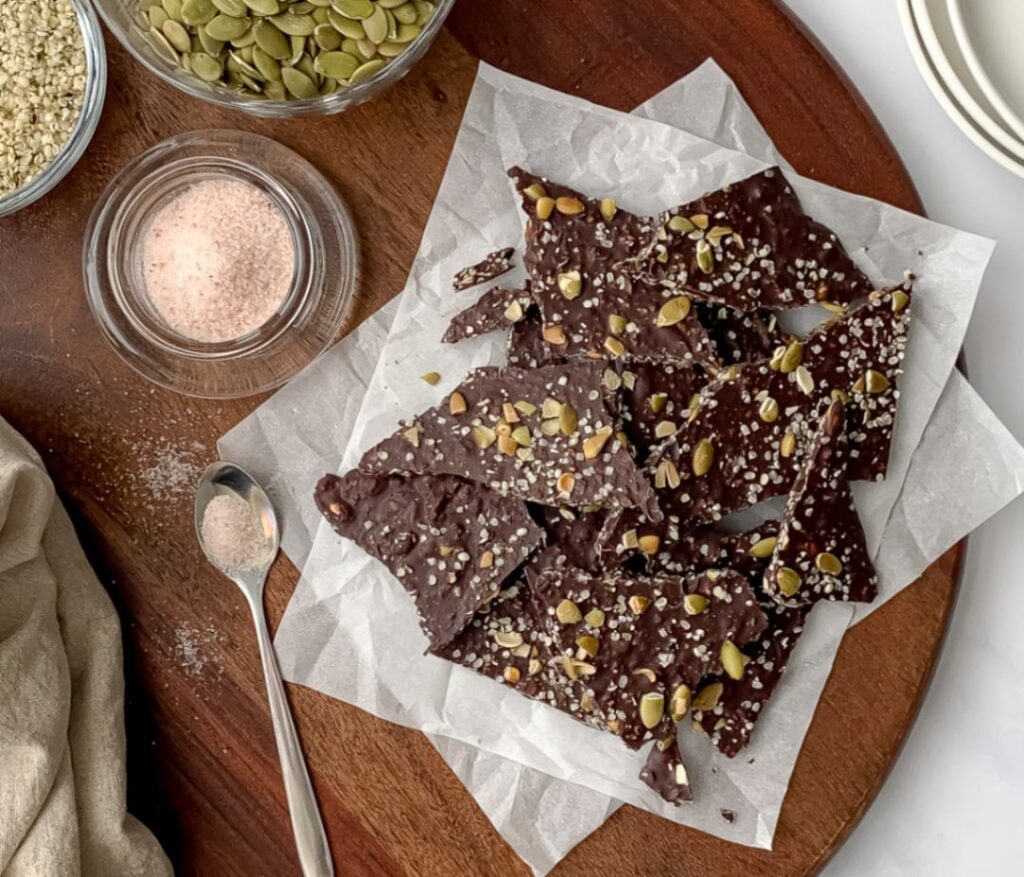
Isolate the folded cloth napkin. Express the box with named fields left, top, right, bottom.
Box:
left=0, top=417, right=171, bottom=876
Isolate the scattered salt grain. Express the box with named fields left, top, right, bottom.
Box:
left=141, top=177, right=294, bottom=343
left=200, top=492, right=270, bottom=572
left=174, top=622, right=223, bottom=679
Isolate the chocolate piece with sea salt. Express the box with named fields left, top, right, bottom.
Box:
left=452, top=247, right=516, bottom=291
left=640, top=167, right=872, bottom=312
left=438, top=563, right=767, bottom=752
left=509, top=167, right=718, bottom=367
left=314, top=470, right=544, bottom=650
left=505, top=304, right=557, bottom=368
left=645, top=283, right=912, bottom=524
left=442, top=286, right=534, bottom=343
left=693, top=600, right=809, bottom=757
left=640, top=726, right=693, bottom=804
left=762, top=400, right=878, bottom=607
left=697, top=302, right=786, bottom=365
left=359, top=361, right=660, bottom=518
left=528, top=504, right=615, bottom=575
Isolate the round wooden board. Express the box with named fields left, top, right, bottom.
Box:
left=0, top=1, right=960, bottom=874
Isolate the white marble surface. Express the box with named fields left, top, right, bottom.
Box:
left=779, top=1, right=1024, bottom=873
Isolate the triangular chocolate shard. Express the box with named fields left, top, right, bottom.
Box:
left=762, top=400, right=878, bottom=607
left=315, top=471, right=544, bottom=649
left=443, top=286, right=534, bottom=344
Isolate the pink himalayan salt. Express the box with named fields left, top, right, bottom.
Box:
left=200, top=493, right=270, bottom=572
left=141, top=177, right=295, bottom=343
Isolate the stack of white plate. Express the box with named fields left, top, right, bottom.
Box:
left=899, top=0, right=1024, bottom=178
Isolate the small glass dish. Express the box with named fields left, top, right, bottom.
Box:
left=83, top=129, right=358, bottom=398
left=91, top=0, right=454, bottom=118
left=0, top=0, right=107, bottom=218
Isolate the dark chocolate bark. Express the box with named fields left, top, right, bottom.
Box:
left=505, top=304, right=557, bottom=368
left=359, top=362, right=660, bottom=518
left=315, top=471, right=544, bottom=649
left=443, top=286, right=534, bottom=344
left=697, top=302, right=785, bottom=365
left=762, top=401, right=878, bottom=607
left=640, top=167, right=872, bottom=312
left=693, top=600, right=809, bottom=757
left=640, top=728, right=693, bottom=804
left=453, top=247, right=516, bottom=291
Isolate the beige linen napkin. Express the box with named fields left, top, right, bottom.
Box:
left=0, top=417, right=171, bottom=877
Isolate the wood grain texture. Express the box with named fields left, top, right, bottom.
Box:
left=0, top=1, right=957, bottom=874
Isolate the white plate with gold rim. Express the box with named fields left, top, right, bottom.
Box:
left=897, top=0, right=1024, bottom=179
left=947, top=0, right=1024, bottom=144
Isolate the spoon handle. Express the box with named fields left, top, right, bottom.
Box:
left=250, top=599, right=334, bottom=877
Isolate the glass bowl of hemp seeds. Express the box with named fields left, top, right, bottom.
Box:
left=0, top=0, right=106, bottom=218
left=93, top=0, right=454, bottom=118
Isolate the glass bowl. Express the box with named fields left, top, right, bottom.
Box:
left=83, top=130, right=358, bottom=398
left=91, top=0, right=455, bottom=118
left=0, top=0, right=107, bottom=218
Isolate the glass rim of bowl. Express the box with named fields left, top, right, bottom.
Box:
left=83, top=129, right=359, bottom=398
left=91, top=0, right=455, bottom=118
left=0, top=0, right=107, bottom=218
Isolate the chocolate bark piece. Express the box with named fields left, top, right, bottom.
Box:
left=442, top=286, right=534, bottom=343
left=601, top=509, right=777, bottom=580
left=528, top=504, right=615, bottom=575
left=693, top=600, right=809, bottom=757
left=641, top=167, right=872, bottom=312
left=315, top=471, right=544, bottom=650
left=524, top=562, right=767, bottom=749
left=640, top=726, right=693, bottom=804
left=505, top=305, right=557, bottom=368
left=697, top=303, right=785, bottom=365
left=763, top=401, right=877, bottom=607
left=615, top=360, right=709, bottom=462
left=646, top=283, right=912, bottom=524
left=359, top=361, right=660, bottom=518
left=508, top=167, right=718, bottom=367
left=453, top=247, right=516, bottom=292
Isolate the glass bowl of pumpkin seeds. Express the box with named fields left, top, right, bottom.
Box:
left=0, top=0, right=107, bottom=218
left=94, top=0, right=453, bottom=117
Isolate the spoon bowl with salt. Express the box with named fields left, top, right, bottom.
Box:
left=195, top=461, right=333, bottom=877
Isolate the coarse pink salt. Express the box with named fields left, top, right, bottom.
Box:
left=141, top=177, right=295, bottom=343
left=200, top=493, right=271, bottom=572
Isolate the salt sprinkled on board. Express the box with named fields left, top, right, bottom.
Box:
left=141, top=177, right=295, bottom=343
left=200, top=493, right=271, bottom=572
left=174, top=623, right=224, bottom=679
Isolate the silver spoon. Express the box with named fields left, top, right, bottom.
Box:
left=195, top=461, right=333, bottom=877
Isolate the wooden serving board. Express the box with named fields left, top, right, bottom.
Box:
left=0, top=1, right=960, bottom=874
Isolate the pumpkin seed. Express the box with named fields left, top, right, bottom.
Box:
left=555, top=599, right=582, bottom=625
left=205, top=14, right=251, bottom=40
left=555, top=196, right=584, bottom=215
left=628, top=594, right=651, bottom=615
left=212, top=0, right=247, bottom=13
left=758, top=396, right=779, bottom=423
left=780, top=432, right=797, bottom=458
left=237, top=70, right=263, bottom=91
left=253, top=19, right=291, bottom=57
left=669, top=684, right=692, bottom=721
left=655, top=295, right=691, bottom=327
left=639, top=692, right=665, bottom=730
left=244, top=0, right=280, bottom=12
left=182, top=0, right=217, bottom=24
left=648, top=393, right=667, bottom=414
left=163, top=19, right=193, bottom=51
left=280, top=61, right=317, bottom=95
left=191, top=51, right=224, bottom=79
left=197, top=27, right=225, bottom=54
left=332, top=0, right=374, bottom=18
left=162, top=0, right=184, bottom=21
left=794, top=364, right=814, bottom=395
left=558, top=403, right=578, bottom=436
left=721, top=641, right=745, bottom=680
left=604, top=336, right=625, bottom=358
left=350, top=57, right=384, bottom=82
left=749, top=536, right=777, bottom=558
left=668, top=214, right=694, bottom=233
left=535, top=196, right=555, bottom=220
left=271, top=12, right=315, bottom=35
left=448, top=392, right=467, bottom=415
left=683, top=593, right=708, bottom=615
left=607, top=313, right=627, bottom=335
left=776, top=566, right=802, bottom=597
left=654, top=420, right=675, bottom=439
left=363, top=2, right=388, bottom=42
left=503, top=666, right=520, bottom=684
left=328, top=8, right=365, bottom=36
left=149, top=6, right=170, bottom=27
left=779, top=340, right=803, bottom=373
left=392, top=21, right=419, bottom=42
left=557, top=270, right=582, bottom=299
left=494, top=630, right=523, bottom=650
left=638, top=534, right=661, bottom=555
left=413, top=0, right=433, bottom=25
left=263, top=79, right=287, bottom=99
left=313, top=22, right=341, bottom=49
left=692, top=682, right=723, bottom=712
left=865, top=369, right=889, bottom=393
left=576, top=635, right=600, bottom=657
left=892, top=290, right=910, bottom=313
left=149, top=26, right=180, bottom=62
left=692, top=438, right=714, bottom=476
left=420, top=371, right=440, bottom=385
left=696, top=238, right=714, bottom=273
left=815, top=552, right=843, bottom=576
left=599, top=197, right=616, bottom=221
left=231, top=26, right=256, bottom=47
left=314, top=49, right=359, bottom=78
left=690, top=213, right=709, bottom=229
left=584, top=608, right=605, bottom=628
left=582, top=428, right=612, bottom=460
left=228, top=49, right=260, bottom=76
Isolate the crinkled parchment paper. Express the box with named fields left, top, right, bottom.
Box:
left=221, top=61, right=1024, bottom=874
